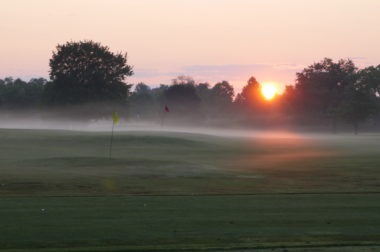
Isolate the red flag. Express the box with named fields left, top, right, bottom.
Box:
left=164, top=105, right=170, bottom=112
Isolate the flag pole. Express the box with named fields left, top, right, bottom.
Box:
left=161, top=105, right=169, bottom=128
left=109, top=111, right=119, bottom=159
left=109, top=121, right=115, bottom=159
left=160, top=112, right=166, bottom=127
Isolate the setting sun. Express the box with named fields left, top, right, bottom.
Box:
left=261, top=83, right=278, bottom=100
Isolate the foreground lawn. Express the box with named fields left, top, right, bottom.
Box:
left=1, top=194, right=380, bottom=251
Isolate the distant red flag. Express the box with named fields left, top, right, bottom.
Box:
left=164, top=105, right=170, bottom=112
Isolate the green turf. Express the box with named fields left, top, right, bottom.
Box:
left=0, top=194, right=380, bottom=251
left=0, top=129, right=380, bottom=251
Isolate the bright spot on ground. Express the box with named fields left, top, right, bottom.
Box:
left=261, top=83, right=278, bottom=100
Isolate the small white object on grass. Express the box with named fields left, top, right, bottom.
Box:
left=41, top=208, right=46, bottom=212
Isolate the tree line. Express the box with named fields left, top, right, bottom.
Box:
left=0, top=41, right=379, bottom=133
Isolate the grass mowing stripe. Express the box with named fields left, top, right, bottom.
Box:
left=1, top=194, right=380, bottom=250
left=2, top=243, right=380, bottom=252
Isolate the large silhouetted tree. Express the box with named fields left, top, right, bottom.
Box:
left=294, top=58, right=357, bottom=131
left=47, top=40, right=133, bottom=104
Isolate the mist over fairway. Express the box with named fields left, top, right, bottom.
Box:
left=0, top=127, right=379, bottom=196
left=0, top=112, right=370, bottom=137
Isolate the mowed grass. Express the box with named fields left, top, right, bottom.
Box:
left=1, top=194, right=380, bottom=251
left=0, top=128, right=380, bottom=251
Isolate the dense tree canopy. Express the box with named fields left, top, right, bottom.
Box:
left=212, top=81, right=234, bottom=104
left=283, top=58, right=379, bottom=132
left=0, top=78, right=47, bottom=108
left=129, top=83, right=155, bottom=118
left=339, top=82, right=378, bottom=134
left=47, top=40, right=133, bottom=104
left=235, top=76, right=262, bottom=109
left=358, top=65, right=380, bottom=96
left=294, top=58, right=357, bottom=117
left=164, top=77, right=201, bottom=117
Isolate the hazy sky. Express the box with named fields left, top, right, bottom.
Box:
left=1, top=0, right=380, bottom=91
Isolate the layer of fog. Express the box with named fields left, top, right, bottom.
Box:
left=0, top=117, right=280, bottom=137
left=0, top=114, right=370, bottom=140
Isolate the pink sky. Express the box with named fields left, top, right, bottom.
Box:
left=1, top=0, right=380, bottom=91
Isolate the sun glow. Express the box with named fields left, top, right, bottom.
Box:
left=261, top=83, right=278, bottom=100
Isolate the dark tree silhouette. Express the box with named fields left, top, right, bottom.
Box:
left=212, top=81, right=234, bottom=104
left=339, top=82, right=378, bottom=134
left=208, top=81, right=234, bottom=114
left=195, top=82, right=211, bottom=102
left=358, top=65, right=380, bottom=96
left=172, top=75, right=196, bottom=86
left=0, top=77, right=47, bottom=108
left=129, top=83, right=155, bottom=118
left=164, top=77, right=201, bottom=117
left=294, top=58, right=357, bottom=131
left=47, top=40, right=133, bottom=104
left=151, top=84, right=169, bottom=108
left=235, top=76, right=262, bottom=108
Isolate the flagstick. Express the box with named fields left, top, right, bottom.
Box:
left=161, top=105, right=169, bottom=128
left=109, top=121, right=115, bottom=159
left=160, top=112, right=166, bottom=128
